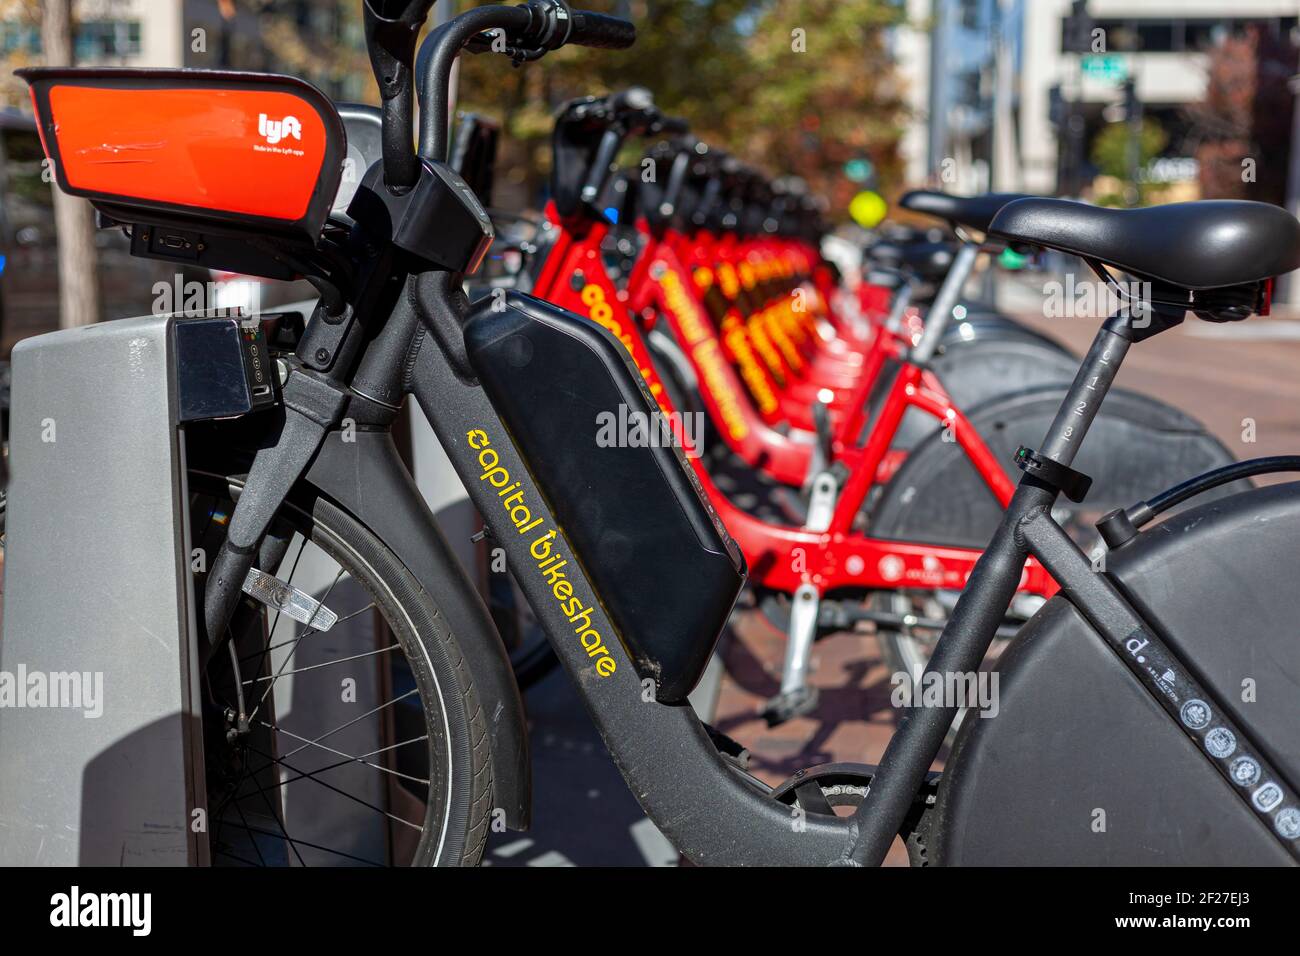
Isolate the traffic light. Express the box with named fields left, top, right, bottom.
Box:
left=1122, top=78, right=1141, bottom=125
left=1062, top=0, right=1094, bottom=54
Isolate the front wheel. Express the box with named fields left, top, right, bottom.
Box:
left=188, top=471, right=494, bottom=865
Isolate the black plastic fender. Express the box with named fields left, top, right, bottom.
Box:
left=939, top=312, right=1071, bottom=354
left=870, top=384, right=1242, bottom=550
left=305, top=428, right=532, bottom=830
left=931, top=481, right=1300, bottom=864
left=931, top=327, right=1079, bottom=423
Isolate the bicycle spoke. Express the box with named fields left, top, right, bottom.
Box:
left=256, top=696, right=431, bottom=786
left=242, top=641, right=397, bottom=685
left=220, top=754, right=269, bottom=868
left=243, top=752, right=307, bottom=868
left=244, top=744, right=425, bottom=832
left=265, top=535, right=308, bottom=638
left=240, top=733, right=430, bottom=791
left=243, top=600, right=378, bottom=662
left=214, top=821, right=386, bottom=867
left=226, top=769, right=269, bottom=868
left=273, top=687, right=420, bottom=760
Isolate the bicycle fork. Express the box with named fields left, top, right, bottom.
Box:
left=202, top=368, right=350, bottom=654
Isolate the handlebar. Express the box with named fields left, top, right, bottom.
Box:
left=552, top=87, right=668, bottom=220
left=653, top=115, right=690, bottom=137
left=415, top=1, right=636, bottom=166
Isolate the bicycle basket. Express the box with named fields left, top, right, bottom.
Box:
left=19, top=67, right=345, bottom=247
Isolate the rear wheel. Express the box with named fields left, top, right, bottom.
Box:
left=867, top=385, right=1240, bottom=727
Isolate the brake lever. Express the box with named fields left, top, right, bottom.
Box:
left=465, top=29, right=547, bottom=63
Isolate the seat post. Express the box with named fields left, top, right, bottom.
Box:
left=1036, top=312, right=1134, bottom=467
left=883, top=277, right=916, bottom=333
left=909, top=242, right=979, bottom=363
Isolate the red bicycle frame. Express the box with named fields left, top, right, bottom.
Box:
left=527, top=204, right=1055, bottom=597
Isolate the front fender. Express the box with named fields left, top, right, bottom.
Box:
left=305, top=427, right=531, bottom=830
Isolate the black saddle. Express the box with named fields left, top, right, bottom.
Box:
left=988, top=198, right=1300, bottom=292
left=900, top=191, right=1032, bottom=234
left=867, top=239, right=954, bottom=280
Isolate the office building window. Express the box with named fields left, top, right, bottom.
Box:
left=1086, top=17, right=1296, bottom=54
left=0, top=23, right=41, bottom=55
left=1134, top=21, right=1174, bottom=52
left=75, top=21, right=143, bottom=59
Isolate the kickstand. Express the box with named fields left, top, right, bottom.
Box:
left=762, top=583, right=822, bottom=726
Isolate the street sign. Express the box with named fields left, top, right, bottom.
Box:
left=1082, top=54, right=1128, bottom=84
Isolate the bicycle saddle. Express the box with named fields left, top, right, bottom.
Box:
left=901, top=191, right=1032, bottom=235
left=988, top=198, right=1300, bottom=291
left=868, top=239, right=955, bottom=279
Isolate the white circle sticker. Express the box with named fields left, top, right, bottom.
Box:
left=1253, top=783, right=1284, bottom=813
left=1230, top=756, right=1261, bottom=788
left=1205, top=727, right=1236, bottom=759
left=1275, top=807, right=1300, bottom=840
left=1179, top=699, right=1211, bottom=730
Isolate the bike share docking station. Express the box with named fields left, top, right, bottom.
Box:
left=0, top=309, right=278, bottom=865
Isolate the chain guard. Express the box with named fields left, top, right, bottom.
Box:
left=771, top=762, right=941, bottom=866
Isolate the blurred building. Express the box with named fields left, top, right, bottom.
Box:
left=896, top=0, right=1012, bottom=196
left=897, top=0, right=1300, bottom=196
left=0, top=1, right=366, bottom=102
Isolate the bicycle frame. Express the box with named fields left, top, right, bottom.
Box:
left=359, top=250, right=1300, bottom=865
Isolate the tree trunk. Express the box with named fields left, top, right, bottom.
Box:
left=41, top=0, right=101, bottom=329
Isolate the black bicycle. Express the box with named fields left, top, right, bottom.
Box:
left=18, top=0, right=1300, bottom=865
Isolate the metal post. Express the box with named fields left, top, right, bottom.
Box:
left=0, top=315, right=205, bottom=865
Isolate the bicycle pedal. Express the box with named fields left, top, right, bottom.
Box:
left=761, top=686, right=820, bottom=727
left=241, top=568, right=339, bottom=632
left=704, top=723, right=752, bottom=771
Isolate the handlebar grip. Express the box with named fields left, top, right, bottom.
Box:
left=656, top=116, right=690, bottom=136
left=566, top=9, right=636, bottom=49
